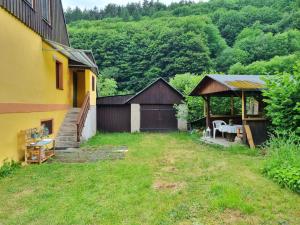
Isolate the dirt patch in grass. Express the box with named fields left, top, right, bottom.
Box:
left=153, top=180, right=185, bottom=191
left=14, top=189, right=33, bottom=198
left=218, top=209, right=260, bottom=225
left=161, top=166, right=178, bottom=173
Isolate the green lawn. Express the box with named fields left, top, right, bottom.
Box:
left=0, top=133, right=299, bottom=225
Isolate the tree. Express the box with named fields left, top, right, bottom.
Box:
left=97, top=76, right=118, bottom=97
left=262, top=66, right=300, bottom=134
left=216, top=47, right=249, bottom=72
left=170, top=73, right=204, bottom=122
left=229, top=54, right=300, bottom=75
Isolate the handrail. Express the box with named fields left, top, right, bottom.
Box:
left=76, top=92, right=90, bottom=142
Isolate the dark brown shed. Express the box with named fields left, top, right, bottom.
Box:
left=97, top=78, right=185, bottom=133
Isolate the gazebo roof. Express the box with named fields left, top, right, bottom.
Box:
left=190, top=75, right=266, bottom=96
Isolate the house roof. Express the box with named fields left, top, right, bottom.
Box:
left=1, top=0, right=69, bottom=46
left=97, top=77, right=184, bottom=105
left=45, top=40, right=99, bottom=74
left=190, top=75, right=266, bottom=96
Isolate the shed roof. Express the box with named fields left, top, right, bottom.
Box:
left=126, top=77, right=184, bottom=103
left=97, top=94, right=135, bottom=105
left=190, top=75, right=266, bottom=96
left=97, top=78, right=184, bottom=105
left=45, top=40, right=99, bottom=74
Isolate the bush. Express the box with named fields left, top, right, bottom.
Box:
left=264, top=166, right=300, bottom=193
left=263, top=132, right=300, bottom=193
left=0, top=160, right=20, bottom=179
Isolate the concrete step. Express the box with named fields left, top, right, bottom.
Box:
left=56, top=141, right=80, bottom=149
left=56, top=136, right=77, bottom=142
left=65, top=117, right=78, bottom=121
left=63, top=120, right=77, bottom=124
left=59, top=130, right=76, bottom=134
left=59, top=125, right=77, bottom=130
left=58, top=127, right=77, bottom=135
left=55, top=108, right=82, bottom=149
left=69, top=108, right=81, bottom=113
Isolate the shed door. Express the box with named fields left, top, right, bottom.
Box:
left=97, top=105, right=131, bottom=132
left=140, top=105, right=178, bottom=132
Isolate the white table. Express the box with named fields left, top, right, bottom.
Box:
left=219, top=125, right=243, bottom=134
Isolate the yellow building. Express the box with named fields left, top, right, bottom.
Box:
left=0, top=0, right=98, bottom=164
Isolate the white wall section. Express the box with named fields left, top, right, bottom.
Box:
left=131, top=104, right=140, bottom=133
left=177, top=104, right=188, bottom=131
left=81, top=106, right=97, bottom=141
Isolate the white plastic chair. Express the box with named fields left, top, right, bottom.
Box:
left=212, top=120, right=227, bottom=139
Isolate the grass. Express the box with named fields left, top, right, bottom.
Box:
left=0, top=132, right=299, bottom=225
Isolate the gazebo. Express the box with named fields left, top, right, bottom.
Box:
left=190, top=75, right=268, bottom=147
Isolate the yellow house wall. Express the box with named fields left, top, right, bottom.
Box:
left=0, top=111, right=66, bottom=163
left=0, top=8, right=73, bottom=105
left=0, top=8, right=75, bottom=164
left=85, top=70, right=97, bottom=106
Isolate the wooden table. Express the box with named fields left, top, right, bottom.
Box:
left=26, top=139, right=55, bottom=164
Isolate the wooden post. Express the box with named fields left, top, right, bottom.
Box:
left=206, top=96, right=211, bottom=130
left=242, top=91, right=246, bottom=120
left=241, top=91, right=247, bottom=144
left=230, top=95, right=234, bottom=116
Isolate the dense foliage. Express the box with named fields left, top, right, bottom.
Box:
left=69, top=16, right=225, bottom=91
left=97, top=76, right=118, bottom=97
left=263, top=132, right=300, bottom=193
left=68, top=0, right=300, bottom=96
left=169, top=73, right=203, bottom=121
left=262, top=69, right=300, bottom=134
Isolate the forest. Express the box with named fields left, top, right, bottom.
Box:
left=67, top=0, right=300, bottom=93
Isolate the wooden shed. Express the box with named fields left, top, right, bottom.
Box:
left=97, top=78, right=187, bottom=132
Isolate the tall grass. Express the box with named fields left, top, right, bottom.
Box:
left=263, top=132, right=300, bottom=193
left=0, top=160, right=20, bottom=179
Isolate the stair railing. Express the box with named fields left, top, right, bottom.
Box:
left=76, top=92, right=90, bottom=142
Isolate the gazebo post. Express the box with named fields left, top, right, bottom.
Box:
left=241, top=91, right=246, bottom=120
left=205, top=96, right=211, bottom=131
left=241, top=90, right=247, bottom=143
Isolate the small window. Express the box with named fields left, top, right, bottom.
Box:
left=56, top=61, right=63, bottom=90
left=41, top=119, right=53, bottom=135
left=92, top=76, right=95, bottom=91
left=41, top=0, right=51, bottom=23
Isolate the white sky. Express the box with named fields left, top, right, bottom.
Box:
left=62, top=0, right=197, bottom=10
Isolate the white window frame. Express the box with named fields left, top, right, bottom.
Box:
left=24, top=0, right=34, bottom=8
left=41, top=0, right=51, bottom=24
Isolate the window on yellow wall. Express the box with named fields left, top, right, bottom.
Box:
left=92, top=76, right=95, bottom=92
left=56, top=61, right=63, bottom=90
left=41, top=119, right=53, bottom=135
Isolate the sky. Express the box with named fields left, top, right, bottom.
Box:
left=62, top=0, right=189, bottom=10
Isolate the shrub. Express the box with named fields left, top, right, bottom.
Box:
left=262, top=70, right=300, bottom=135
left=0, top=160, right=21, bottom=179
left=263, top=132, right=300, bottom=193
left=264, top=166, right=300, bottom=193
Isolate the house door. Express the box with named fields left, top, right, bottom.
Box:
left=73, top=72, right=78, bottom=107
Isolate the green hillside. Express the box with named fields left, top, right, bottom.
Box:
left=67, top=0, right=300, bottom=92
